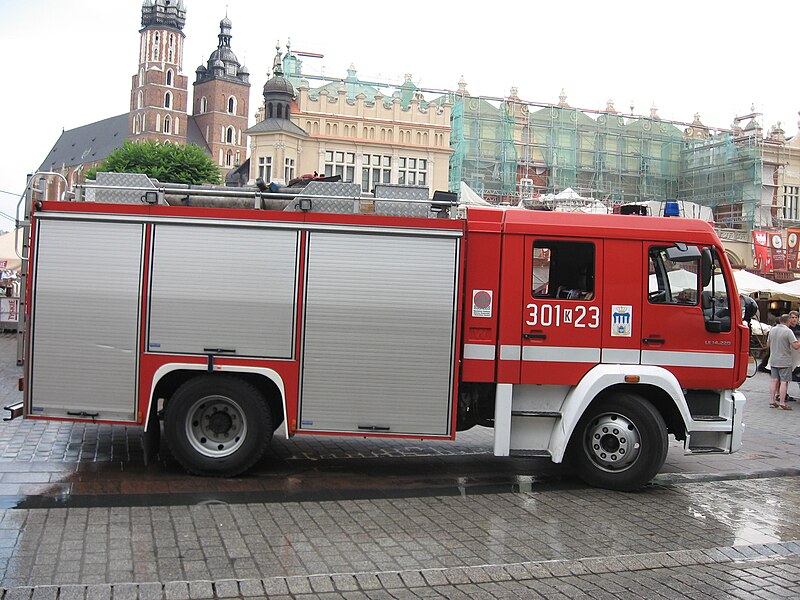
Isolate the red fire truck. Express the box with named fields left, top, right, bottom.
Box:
left=8, top=173, right=754, bottom=490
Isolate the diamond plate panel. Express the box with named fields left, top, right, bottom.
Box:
left=302, top=181, right=362, bottom=197
left=373, top=200, right=433, bottom=218
left=86, top=172, right=155, bottom=204
left=374, top=184, right=429, bottom=201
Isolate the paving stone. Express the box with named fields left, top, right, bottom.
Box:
left=163, top=582, right=189, bottom=600
left=86, top=585, right=112, bottom=600
left=237, top=579, right=265, bottom=597
left=213, top=579, right=240, bottom=598
left=110, top=583, right=139, bottom=600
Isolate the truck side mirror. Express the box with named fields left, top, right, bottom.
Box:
left=700, top=248, right=713, bottom=288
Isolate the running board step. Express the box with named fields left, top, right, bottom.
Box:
left=511, top=410, right=561, bottom=418
left=3, top=402, right=22, bottom=421
left=691, top=415, right=727, bottom=422
left=688, top=446, right=726, bottom=454
left=510, top=449, right=551, bottom=458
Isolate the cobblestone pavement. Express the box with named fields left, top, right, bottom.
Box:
left=0, top=333, right=798, bottom=598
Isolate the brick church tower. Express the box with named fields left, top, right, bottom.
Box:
left=129, top=0, right=189, bottom=144
left=192, top=17, right=250, bottom=172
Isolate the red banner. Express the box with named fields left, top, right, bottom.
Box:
left=787, top=229, right=800, bottom=271
left=770, top=231, right=787, bottom=271
left=752, top=230, right=772, bottom=273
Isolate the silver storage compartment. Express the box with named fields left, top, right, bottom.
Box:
left=300, top=231, right=459, bottom=435
left=148, top=224, right=299, bottom=358
left=30, top=219, right=143, bottom=421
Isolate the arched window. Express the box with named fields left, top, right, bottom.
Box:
left=267, top=103, right=273, bottom=118
left=133, top=114, right=141, bottom=134
left=152, top=33, right=159, bottom=61
left=226, top=127, right=234, bottom=144
left=284, top=103, right=290, bottom=118
left=277, top=104, right=283, bottom=119
left=200, top=96, right=207, bottom=113
left=155, top=114, right=161, bottom=132
left=227, top=96, right=236, bottom=114
left=226, top=151, right=233, bottom=167
left=164, top=115, right=171, bottom=134
left=139, top=68, right=144, bottom=86
left=137, top=90, right=143, bottom=109
left=166, top=69, right=173, bottom=86
left=423, top=132, right=428, bottom=144
left=168, top=35, right=174, bottom=62
left=164, top=92, right=172, bottom=109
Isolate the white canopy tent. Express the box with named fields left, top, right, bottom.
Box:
left=715, top=270, right=800, bottom=303
left=778, top=278, right=800, bottom=297
left=0, top=229, right=23, bottom=271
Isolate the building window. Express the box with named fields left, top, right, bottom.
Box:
left=284, top=158, right=295, bottom=181
left=200, top=97, right=207, bottom=113
left=166, top=69, right=173, bottom=86
left=783, top=186, right=800, bottom=221
left=361, top=154, right=391, bottom=192
left=164, top=92, right=172, bottom=109
left=152, top=33, right=159, bottom=61
left=324, top=151, right=355, bottom=182
left=398, top=157, right=427, bottom=186
left=164, top=115, right=171, bottom=134
left=226, top=127, right=234, bottom=144
left=137, top=90, right=143, bottom=109
left=228, top=96, right=236, bottom=114
left=226, top=151, right=232, bottom=167
left=168, top=35, right=174, bottom=62
left=258, top=157, right=272, bottom=181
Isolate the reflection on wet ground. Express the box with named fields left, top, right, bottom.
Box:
left=0, top=476, right=797, bottom=588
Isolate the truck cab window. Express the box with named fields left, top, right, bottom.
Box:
left=532, top=240, right=595, bottom=300
left=702, top=249, right=732, bottom=332
left=648, top=247, right=699, bottom=305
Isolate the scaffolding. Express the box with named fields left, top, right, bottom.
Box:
left=281, top=53, right=769, bottom=228
left=447, top=94, right=517, bottom=200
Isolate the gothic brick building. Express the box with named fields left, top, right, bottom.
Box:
left=39, top=0, right=250, bottom=194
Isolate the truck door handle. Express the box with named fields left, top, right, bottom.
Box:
left=642, top=337, right=665, bottom=345
left=523, top=333, right=547, bottom=340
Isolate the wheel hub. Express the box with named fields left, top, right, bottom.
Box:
left=185, top=395, right=248, bottom=458
left=585, top=412, right=641, bottom=472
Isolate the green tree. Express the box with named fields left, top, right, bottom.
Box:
left=86, top=140, right=222, bottom=185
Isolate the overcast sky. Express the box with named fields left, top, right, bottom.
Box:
left=1, top=0, right=798, bottom=228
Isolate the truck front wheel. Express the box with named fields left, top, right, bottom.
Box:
left=164, top=375, right=272, bottom=477
left=568, top=393, right=668, bottom=491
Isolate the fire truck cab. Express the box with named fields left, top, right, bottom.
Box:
left=11, top=174, right=752, bottom=491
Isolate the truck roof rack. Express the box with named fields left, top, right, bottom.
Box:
left=68, top=172, right=459, bottom=219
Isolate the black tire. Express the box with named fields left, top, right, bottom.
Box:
left=568, top=392, right=668, bottom=491
left=164, top=375, right=272, bottom=477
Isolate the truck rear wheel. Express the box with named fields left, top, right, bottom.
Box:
left=164, top=375, right=272, bottom=477
left=568, top=393, right=667, bottom=491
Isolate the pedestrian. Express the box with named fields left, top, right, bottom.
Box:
left=767, top=313, right=800, bottom=410
left=789, top=310, right=800, bottom=401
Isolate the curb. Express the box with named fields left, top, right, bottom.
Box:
left=653, top=467, right=800, bottom=486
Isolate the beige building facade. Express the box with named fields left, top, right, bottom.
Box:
left=247, top=53, right=452, bottom=195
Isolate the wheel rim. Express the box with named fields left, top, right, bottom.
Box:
left=583, top=412, right=641, bottom=472
left=184, top=395, right=248, bottom=458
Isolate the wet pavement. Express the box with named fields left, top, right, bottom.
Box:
left=0, top=332, right=797, bottom=598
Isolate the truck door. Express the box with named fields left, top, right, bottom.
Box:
left=641, top=243, right=737, bottom=389
left=520, top=236, right=603, bottom=385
